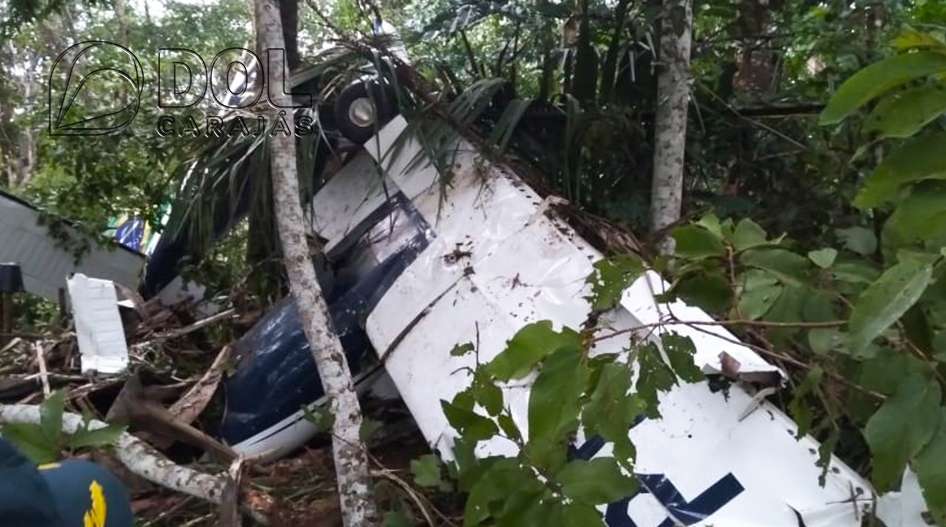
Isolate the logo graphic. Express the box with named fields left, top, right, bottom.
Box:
left=48, top=40, right=143, bottom=136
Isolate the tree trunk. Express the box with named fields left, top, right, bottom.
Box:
left=252, top=0, right=379, bottom=525
left=649, top=0, right=692, bottom=254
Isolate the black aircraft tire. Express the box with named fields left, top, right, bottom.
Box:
left=334, top=81, right=397, bottom=144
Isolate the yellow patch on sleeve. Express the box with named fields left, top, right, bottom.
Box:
left=83, top=480, right=107, bottom=527
left=36, top=463, right=61, bottom=471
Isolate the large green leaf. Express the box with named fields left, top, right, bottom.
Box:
left=865, top=84, right=946, bottom=138
left=1, top=423, right=58, bottom=464
left=740, top=248, right=810, bottom=286
left=820, top=52, right=946, bottom=125
left=487, top=321, right=582, bottom=381
left=855, top=132, right=946, bottom=208
left=836, top=226, right=878, bottom=256
left=635, top=343, right=677, bottom=418
left=674, top=272, right=732, bottom=313
left=473, top=374, right=504, bottom=417
left=662, top=334, right=705, bottom=383
left=737, top=270, right=783, bottom=320
left=882, top=184, right=946, bottom=253
left=764, top=284, right=807, bottom=324
left=560, top=503, right=606, bottom=527
left=582, top=362, right=642, bottom=463
left=671, top=225, right=725, bottom=259
left=441, top=399, right=498, bottom=442
left=464, top=458, right=543, bottom=526
left=848, top=258, right=934, bottom=354
left=411, top=454, right=448, bottom=490
left=788, top=367, right=823, bottom=438
left=731, top=219, right=770, bottom=251
left=68, top=422, right=126, bottom=449
left=808, top=248, right=838, bottom=269
left=40, top=391, right=65, bottom=447
left=555, top=458, right=638, bottom=505
left=587, top=256, right=645, bottom=311
left=528, top=347, right=585, bottom=468
left=915, top=409, right=946, bottom=525
left=892, top=29, right=946, bottom=52
left=865, top=375, right=941, bottom=492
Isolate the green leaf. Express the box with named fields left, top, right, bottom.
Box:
left=865, top=375, right=941, bottom=492
left=662, top=333, right=705, bottom=383
left=487, top=321, right=582, bottom=381
left=803, top=291, right=837, bottom=323
left=832, top=259, right=881, bottom=285
left=411, top=454, right=447, bottom=490
left=764, top=284, right=807, bottom=324
left=555, top=458, right=639, bottom=505
left=882, top=184, right=946, bottom=253
left=819, top=51, right=946, bottom=125
left=587, top=256, right=646, bottom=311
left=383, top=510, right=415, bottom=527
left=848, top=258, right=934, bottom=354
left=497, top=414, right=522, bottom=443
left=695, top=213, right=723, bottom=239
left=302, top=405, right=334, bottom=433
left=464, top=458, right=542, bottom=526
left=40, top=390, right=65, bottom=446
left=68, top=422, right=126, bottom=449
left=737, top=270, right=783, bottom=320
left=892, top=28, right=946, bottom=52
left=582, top=362, right=642, bottom=463
left=788, top=367, right=823, bottom=438
left=487, top=98, right=532, bottom=154
left=451, top=342, right=475, bottom=357
left=674, top=272, right=732, bottom=314
left=360, top=418, right=383, bottom=443
left=528, top=347, right=585, bottom=471
left=561, top=503, right=606, bottom=527
left=473, top=374, right=504, bottom=417
left=836, top=226, right=878, bottom=256
left=635, top=343, right=677, bottom=418
left=740, top=248, right=810, bottom=286
left=855, top=132, right=946, bottom=208
left=672, top=225, right=725, bottom=259
left=1, top=423, right=58, bottom=464
left=808, top=328, right=840, bottom=355
left=858, top=348, right=930, bottom=396
left=732, top=219, right=769, bottom=251
left=441, top=399, right=498, bottom=442
left=865, top=84, right=946, bottom=138
left=808, top=248, right=838, bottom=269
left=915, top=409, right=946, bottom=525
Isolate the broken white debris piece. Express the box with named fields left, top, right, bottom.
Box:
left=67, top=273, right=129, bottom=374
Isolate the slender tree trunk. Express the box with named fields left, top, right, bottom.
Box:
left=649, top=0, right=692, bottom=254
left=252, top=0, right=378, bottom=525
left=115, top=0, right=129, bottom=45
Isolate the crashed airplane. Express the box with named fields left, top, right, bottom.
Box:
left=148, top=110, right=923, bottom=526
left=116, top=42, right=931, bottom=522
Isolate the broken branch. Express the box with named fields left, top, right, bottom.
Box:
left=0, top=403, right=227, bottom=501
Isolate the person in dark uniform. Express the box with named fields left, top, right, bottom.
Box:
left=0, top=438, right=133, bottom=526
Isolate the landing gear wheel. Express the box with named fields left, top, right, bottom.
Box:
left=334, top=81, right=397, bottom=144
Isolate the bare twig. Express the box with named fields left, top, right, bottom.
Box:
left=372, top=469, right=437, bottom=527
left=137, top=308, right=236, bottom=345
left=33, top=342, right=51, bottom=397
left=592, top=316, right=846, bottom=343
